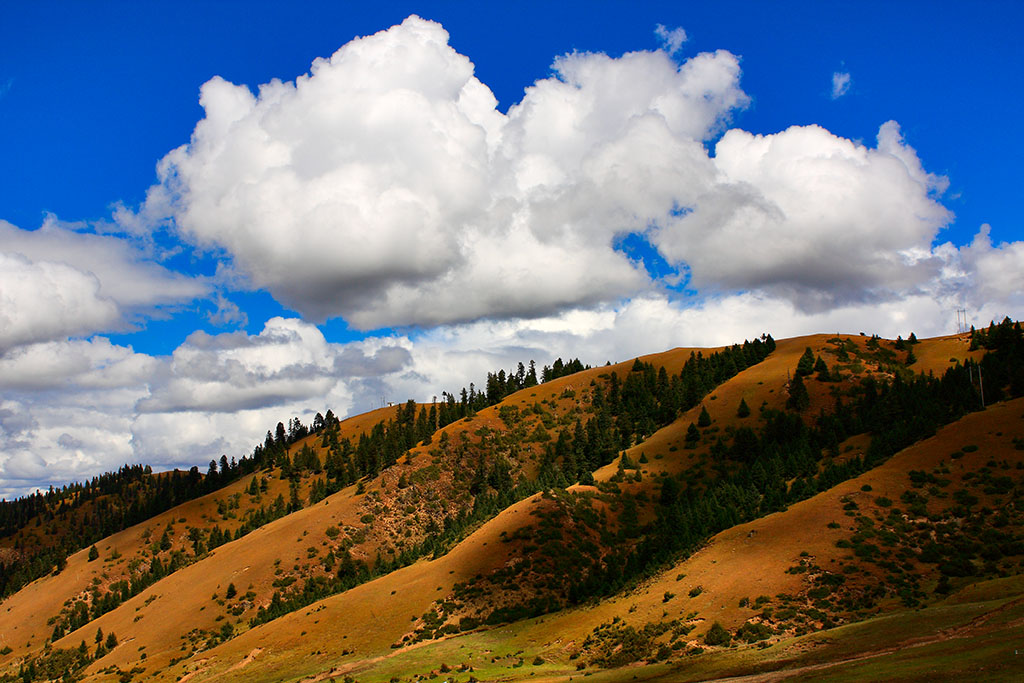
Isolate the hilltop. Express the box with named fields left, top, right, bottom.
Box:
left=1, top=320, right=1023, bottom=682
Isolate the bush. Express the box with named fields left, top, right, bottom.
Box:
left=704, top=622, right=731, bottom=646
left=735, top=621, right=773, bottom=643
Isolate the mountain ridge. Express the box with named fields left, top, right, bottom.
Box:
left=2, top=323, right=1022, bottom=682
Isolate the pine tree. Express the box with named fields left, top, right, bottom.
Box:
left=815, top=357, right=831, bottom=382
left=786, top=373, right=810, bottom=411
left=697, top=406, right=711, bottom=427
left=796, top=347, right=815, bottom=376
left=686, top=422, right=701, bottom=446
left=736, top=398, right=750, bottom=418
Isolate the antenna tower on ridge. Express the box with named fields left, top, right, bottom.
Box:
left=956, top=308, right=968, bottom=334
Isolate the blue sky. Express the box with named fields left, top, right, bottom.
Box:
left=1, top=2, right=1022, bottom=495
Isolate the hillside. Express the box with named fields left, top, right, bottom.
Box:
left=1, top=322, right=1022, bottom=682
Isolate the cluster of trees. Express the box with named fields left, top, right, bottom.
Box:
left=478, top=358, right=588, bottom=408
left=968, top=317, right=1024, bottom=399
left=530, top=336, right=777, bottom=489
left=10, top=628, right=122, bottom=682
left=561, top=323, right=1021, bottom=606
left=436, top=357, right=589, bottom=422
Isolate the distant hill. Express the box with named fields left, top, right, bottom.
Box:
left=1, top=320, right=1023, bottom=682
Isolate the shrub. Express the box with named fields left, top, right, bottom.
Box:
left=704, top=622, right=731, bottom=646
left=735, top=621, right=773, bottom=643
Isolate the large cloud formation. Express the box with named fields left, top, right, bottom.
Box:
left=145, top=15, right=747, bottom=327
left=143, top=16, right=984, bottom=330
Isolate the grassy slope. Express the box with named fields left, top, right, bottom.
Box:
left=0, top=407, right=404, bottom=677
left=1, top=332, right=1013, bottom=683
left=177, top=334, right=1010, bottom=681
left=310, top=394, right=1023, bottom=683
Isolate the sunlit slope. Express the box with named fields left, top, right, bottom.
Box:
left=0, top=406, right=402, bottom=674
left=96, top=336, right=811, bottom=679
left=8, top=343, right=741, bottom=680
left=281, top=395, right=1023, bottom=683
left=158, top=495, right=548, bottom=682
left=1, top=329, right=1003, bottom=683
left=586, top=396, right=1024, bottom=643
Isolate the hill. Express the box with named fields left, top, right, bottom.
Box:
left=1, top=321, right=1022, bottom=682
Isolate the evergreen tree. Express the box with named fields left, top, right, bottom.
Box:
left=736, top=398, right=750, bottom=418
left=815, top=357, right=831, bottom=382
left=796, top=347, right=815, bottom=376
left=786, top=373, right=810, bottom=411
left=697, top=406, right=712, bottom=427
left=685, top=422, right=700, bottom=446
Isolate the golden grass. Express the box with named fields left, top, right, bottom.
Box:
left=1, top=331, right=1016, bottom=683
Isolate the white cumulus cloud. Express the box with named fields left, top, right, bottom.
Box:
left=651, top=122, right=953, bottom=310
left=143, top=15, right=748, bottom=328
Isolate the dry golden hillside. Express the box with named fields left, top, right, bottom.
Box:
left=2, top=325, right=1021, bottom=683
